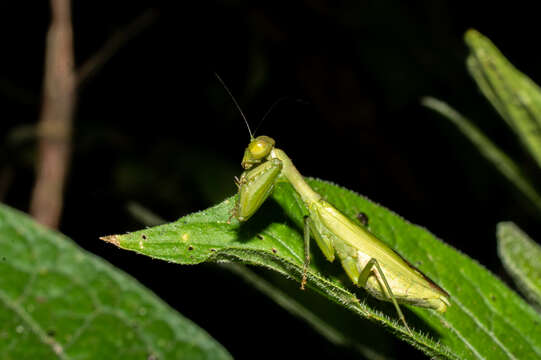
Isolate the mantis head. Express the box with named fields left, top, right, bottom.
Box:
left=241, top=136, right=275, bottom=169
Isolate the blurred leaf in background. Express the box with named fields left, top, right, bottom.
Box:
left=0, top=204, right=231, bottom=360
left=424, top=30, right=541, bottom=214
left=497, top=222, right=541, bottom=310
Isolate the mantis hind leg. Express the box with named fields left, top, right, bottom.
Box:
left=358, top=258, right=412, bottom=334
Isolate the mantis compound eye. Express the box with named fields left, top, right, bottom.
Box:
left=249, top=136, right=275, bottom=159
left=242, top=136, right=276, bottom=169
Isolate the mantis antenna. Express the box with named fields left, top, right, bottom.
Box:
left=215, top=73, right=305, bottom=138
left=252, top=96, right=294, bottom=136
left=214, top=73, right=253, bottom=139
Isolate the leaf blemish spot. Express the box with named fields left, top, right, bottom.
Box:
left=272, top=248, right=277, bottom=254
left=188, top=245, right=194, bottom=251
left=257, top=234, right=264, bottom=239
left=182, top=233, right=189, bottom=242
left=141, top=234, right=147, bottom=240
left=210, top=248, right=216, bottom=252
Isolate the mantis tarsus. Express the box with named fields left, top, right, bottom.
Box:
left=218, top=75, right=450, bottom=334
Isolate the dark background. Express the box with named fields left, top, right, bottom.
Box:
left=2, top=1, right=541, bottom=358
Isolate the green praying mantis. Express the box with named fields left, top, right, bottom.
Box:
left=218, top=76, right=450, bottom=334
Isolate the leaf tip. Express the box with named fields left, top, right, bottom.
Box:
left=100, top=235, right=121, bottom=247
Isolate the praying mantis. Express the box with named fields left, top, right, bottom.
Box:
left=219, top=76, right=450, bottom=334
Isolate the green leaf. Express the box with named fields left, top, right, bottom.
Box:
left=465, top=29, right=541, bottom=168
left=0, top=203, right=232, bottom=360
left=125, top=199, right=398, bottom=359
left=422, top=97, right=541, bottom=212
left=497, top=222, right=541, bottom=310
left=102, top=179, right=541, bottom=359
left=126, top=199, right=398, bottom=359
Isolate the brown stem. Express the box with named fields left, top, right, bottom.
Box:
left=30, top=0, right=76, bottom=228
left=30, top=4, right=157, bottom=228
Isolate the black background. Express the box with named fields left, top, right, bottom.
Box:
left=2, top=1, right=541, bottom=358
